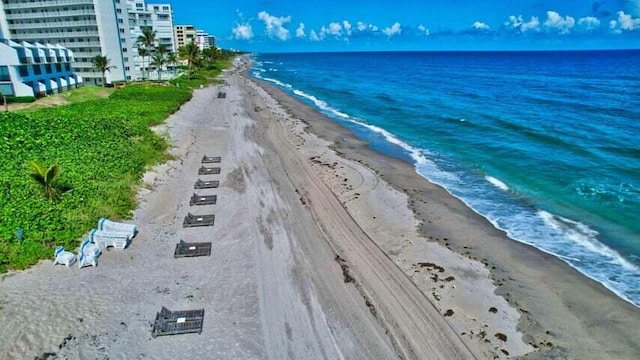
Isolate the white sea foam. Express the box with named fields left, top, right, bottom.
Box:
left=249, top=70, right=640, bottom=306
left=486, top=176, right=509, bottom=191
left=538, top=211, right=638, bottom=271
left=262, top=77, right=292, bottom=89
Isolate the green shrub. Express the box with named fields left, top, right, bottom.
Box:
left=0, top=79, right=208, bottom=272
left=5, top=96, right=37, bottom=103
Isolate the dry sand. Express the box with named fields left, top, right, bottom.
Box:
left=0, top=58, right=638, bottom=360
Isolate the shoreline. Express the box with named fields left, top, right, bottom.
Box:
left=246, top=67, right=640, bottom=358
left=0, top=60, right=637, bottom=359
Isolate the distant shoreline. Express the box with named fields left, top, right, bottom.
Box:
left=245, top=60, right=640, bottom=358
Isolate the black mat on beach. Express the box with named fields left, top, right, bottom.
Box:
left=174, top=240, right=212, bottom=258
left=190, top=193, right=217, bottom=206
left=198, top=166, right=221, bottom=175
left=217, top=91, right=226, bottom=99
left=202, top=155, right=221, bottom=164
left=152, top=307, right=204, bottom=338
left=194, top=179, right=219, bottom=189
left=183, top=212, right=215, bottom=227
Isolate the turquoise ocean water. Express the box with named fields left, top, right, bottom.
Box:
left=251, top=51, right=640, bottom=306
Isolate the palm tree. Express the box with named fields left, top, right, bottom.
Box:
left=151, top=52, right=166, bottom=81
left=91, top=55, right=115, bottom=86
left=202, top=47, right=218, bottom=64
left=137, top=26, right=156, bottom=80
left=166, top=51, right=177, bottom=75
left=137, top=47, right=149, bottom=80
left=29, top=161, right=61, bottom=201
left=137, top=26, right=156, bottom=53
left=156, top=44, right=168, bottom=58
left=178, top=40, right=200, bottom=78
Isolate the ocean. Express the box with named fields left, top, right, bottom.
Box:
left=250, top=50, right=640, bottom=307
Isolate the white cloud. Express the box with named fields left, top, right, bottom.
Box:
left=417, top=24, right=430, bottom=35
left=343, top=20, right=352, bottom=36
left=356, top=21, right=379, bottom=32
left=232, top=23, right=253, bottom=40
left=296, top=23, right=305, bottom=38
left=383, top=22, right=402, bottom=37
left=318, top=22, right=345, bottom=38
left=577, top=16, right=600, bottom=31
left=609, top=11, right=640, bottom=33
left=505, top=15, right=540, bottom=32
left=309, top=29, right=320, bottom=41
left=328, top=22, right=343, bottom=35
left=544, top=11, right=575, bottom=34
left=258, top=11, right=291, bottom=41
left=472, top=21, right=490, bottom=30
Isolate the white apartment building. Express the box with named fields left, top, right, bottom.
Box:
left=0, top=39, right=81, bottom=97
left=0, top=0, right=175, bottom=85
left=125, top=1, right=175, bottom=80
left=195, top=29, right=215, bottom=51
left=147, top=3, right=174, bottom=51
left=0, top=0, right=130, bottom=85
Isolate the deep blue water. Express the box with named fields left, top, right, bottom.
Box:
left=251, top=50, right=640, bottom=306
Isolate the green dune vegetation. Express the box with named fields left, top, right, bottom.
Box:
left=0, top=55, right=235, bottom=272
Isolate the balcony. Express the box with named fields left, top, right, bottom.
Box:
left=15, top=31, right=100, bottom=40
left=10, top=20, right=98, bottom=29
left=71, top=51, right=100, bottom=58
left=65, top=41, right=102, bottom=48
left=73, top=61, right=96, bottom=68
left=5, top=9, right=96, bottom=19
left=3, top=0, right=94, bottom=10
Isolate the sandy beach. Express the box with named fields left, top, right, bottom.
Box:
left=1, top=59, right=639, bottom=360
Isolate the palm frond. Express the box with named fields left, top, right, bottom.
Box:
left=45, top=164, right=60, bottom=185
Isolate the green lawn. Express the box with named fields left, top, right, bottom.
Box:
left=0, top=63, right=229, bottom=272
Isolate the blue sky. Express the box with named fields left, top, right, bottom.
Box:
left=169, top=0, right=640, bottom=52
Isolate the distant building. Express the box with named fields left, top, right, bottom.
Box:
left=147, top=4, right=175, bottom=52
left=195, top=30, right=216, bottom=51
left=0, top=0, right=175, bottom=85
left=174, top=25, right=196, bottom=49
left=126, top=1, right=176, bottom=80
left=0, top=39, right=81, bottom=98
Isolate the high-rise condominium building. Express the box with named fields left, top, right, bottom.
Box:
left=0, top=0, right=174, bottom=85
left=173, top=24, right=195, bottom=50
left=126, top=1, right=175, bottom=80
left=195, top=29, right=215, bottom=51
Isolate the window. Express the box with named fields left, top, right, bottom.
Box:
left=122, top=47, right=127, bottom=53
left=33, top=66, right=42, bottom=75
left=123, top=57, right=128, bottom=62
left=45, top=64, right=52, bottom=73
left=125, top=67, right=130, bottom=71
left=19, top=66, right=29, bottom=77
left=0, top=66, right=10, bottom=81
left=56, top=64, right=62, bottom=72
